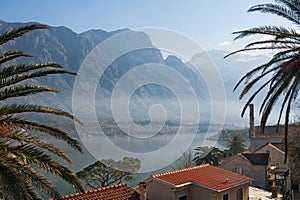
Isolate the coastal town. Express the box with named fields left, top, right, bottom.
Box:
left=56, top=105, right=300, bottom=200
left=1, top=0, right=300, bottom=200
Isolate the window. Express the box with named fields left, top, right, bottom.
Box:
left=236, top=188, right=243, bottom=200
left=238, top=167, right=243, bottom=175
left=178, top=195, right=188, bottom=200
left=223, top=194, right=229, bottom=200
left=231, top=167, right=236, bottom=173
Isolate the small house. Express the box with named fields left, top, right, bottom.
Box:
left=220, top=152, right=269, bottom=189
left=146, top=164, right=252, bottom=200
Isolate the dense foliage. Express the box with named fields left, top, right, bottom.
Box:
left=227, top=135, right=247, bottom=155
left=193, top=146, right=224, bottom=166
left=76, top=157, right=141, bottom=189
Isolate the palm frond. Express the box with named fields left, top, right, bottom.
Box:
left=0, top=104, right=81, bottom=124
left=8, top=131, right=73, bottom=164
left=0, top=67, right=76, bottom=89
left=0, top=155, right=43, bottom=200
left=259, top=63, right=297, bottom=114
left=0, top=24, right=48, bottom=46
left=2, top=116, right=82, bottom=151
left=226, top=0, right=300, bottom=162
left=233, top=62, right=279, bottom=91
left=241, top=79, right=273, bottom=117
left=0, top=85, right=58, bottom=101
left=233, top=26, right=299, bottom=41
left=225, top=46, right=288, bottom=59
left=0, top=63, right=63, bottom=79
left=0, top=51, right=32, bottom=65
left=15, top=159, right=61, bottom=199
left=244, top=39, right=300, bottom=49
left=0, top=23, right=85, bottom=199
left=238, top=66, right=280, bottom=99
left=249, top=3, right=300, bottom=25
left=276, top=0, right=300, bottom=20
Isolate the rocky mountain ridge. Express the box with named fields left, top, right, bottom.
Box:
left=0, top=20, right=270, bottom=125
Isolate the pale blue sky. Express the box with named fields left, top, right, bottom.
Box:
left=0, top=0, right=291, bottom=51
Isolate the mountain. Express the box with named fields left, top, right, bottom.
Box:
left=0, top=19, right=271, bottom=126
left=0, top=20, right=125, bottom=109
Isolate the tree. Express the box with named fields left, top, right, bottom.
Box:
left=193, top=146, right=223, bottom=166
left=226, top=135, right=247, bottom=155
left=225, top=0, right=300, bottom=161
left=0, top=24, right=84, bottom=199
left=76, top=157, right=141, bottom=189
left=171, top=150, right=196, bottom=170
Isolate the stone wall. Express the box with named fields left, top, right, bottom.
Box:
left=220, top=155, right=268, bottom=189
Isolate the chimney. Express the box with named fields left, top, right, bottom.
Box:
left=249, top=104, right=255, bottom=138
left=139, top=182, right=146, bottom=200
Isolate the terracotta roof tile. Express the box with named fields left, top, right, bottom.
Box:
left=59, top=183, right=139, bottom=200
left=152, top=164, right=251, bottom=192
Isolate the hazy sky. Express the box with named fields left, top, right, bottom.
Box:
left=1, top=0, right=291, bottom=51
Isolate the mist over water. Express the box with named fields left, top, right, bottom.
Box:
left=49, top=123, right=226, bottom=196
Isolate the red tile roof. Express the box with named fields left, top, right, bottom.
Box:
left=152, top=164, right=252, bottom=192
left=59, top=183, right=139, bottom=200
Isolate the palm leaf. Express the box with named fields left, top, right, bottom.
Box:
left=249, top=3, right=300, bottom=25
left=233, top=26, right=299, bottom=41
left=226, top=0, right=300, bottom=162
left=0, top=51, right=32, bottom=65
left=0, top=63, right=63, bottom=79
left=277, top=0, right=300, bottom=17
left=0, top=68, right=76, bottom=89
left=0, top=85, right=58, bottom=100
left=0, top=23, right=85, bottom=198
left=0, top=104, right=81, bottom=124
left=0, top=24, right=48, bottom=46
left=8, top=131, right=73, bottom=164
left=2, top=116, right=81, bottom=151
left=0, top=155, right=43, bottom=200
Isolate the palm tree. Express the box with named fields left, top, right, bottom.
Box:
left=193, top=146, right=223, bottom=166
left=226, top=135, right=247, bottom=155
left=0, top=24, right=84, bottom=199
left=225, top=0, right=300, bottom=161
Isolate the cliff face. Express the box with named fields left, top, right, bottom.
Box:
left=0, top=20, right=210, bottom=122
left=0, top=20, right=272, bottom=124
